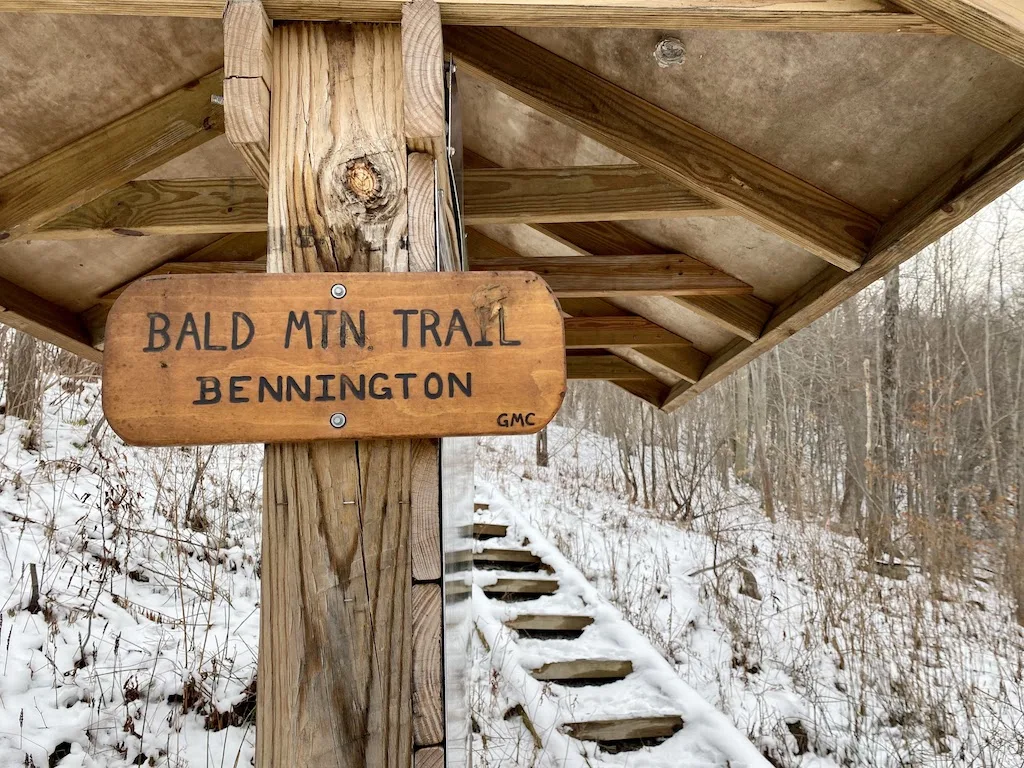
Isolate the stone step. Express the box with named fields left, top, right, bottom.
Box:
left=531, top=658, right=633, bottom=683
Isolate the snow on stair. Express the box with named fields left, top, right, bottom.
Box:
left=471, top=484, right=772, bottom=768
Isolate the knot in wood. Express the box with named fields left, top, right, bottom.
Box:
left=343, top=157, right=385, bottom=207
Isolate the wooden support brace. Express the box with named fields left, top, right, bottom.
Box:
left=224, top=0, right=273, bottom=187
left=0, top=278, right=101, bottom=363
left=0, top=69, right=223, bottom=242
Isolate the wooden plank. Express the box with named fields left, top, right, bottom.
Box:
left=86, top=233, right=268, bottom=347
left=564, top=715, right=685, bottom=742
left=258, top=23, right=411, bottom=768
left=632, top=345, right=708, bottom=384
left=463, top=165, right=725, bottom=224
left=0, top=0, right=945, bottom=32
left=447, top=28, right=880, bottom=272
left=412, top=584, right=443, bottom=745
left=893, top=0, right=1024, bottom=67
left=36, top=178, right=266, bottom=239
left=483, top=577, right=559, bottom=595
left=474, top=548, right=545, bottom=566
left=567, top=353, right=652, bottom=380
left=473, top=501, right=489, bottom=512
left=463, top=150, right=773, bottom=343
left=505, top=614, right=594, bottom=633
left=613, top=377, right=671, bottom=407
left=472, top=521, right=507, bottom=538
left=531, top=658, right=633, bottom=682
left=0, top=277, right=101, bottom=363
left=0, top=69, right=223, bottom=242
left=101, top=272, right=566, bottom=445
left=411, top=439, right=441, bottom=582
left=403, top=0, right=445, bottom=155
left=663, top=107, right=1024, bottom=411
left=467, top=230, right=752, bottom=297
left=538, top=222, right=772, bottom=342
left=414, top=747, right=444, bottom=768
left=407, top=153, right=437, bottom=271
left=564, top=316, right=691, bottom=348
left=224, top=0, right=273, bottom=187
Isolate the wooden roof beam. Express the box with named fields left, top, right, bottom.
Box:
left=563, top=315, right=691, bottom=348
left=38, top=178, right=266, bottom=239
left=662, top=106, right=1024, bottom=411
left=0, top=0, right=944, bottom=32
left=892, top=0, right=1024, bottom=67
left=558, top=297, right=709, bottom=383
left=0, top=69, right=224, bottom=242
left=467, top=228, right=752, bottom=297
left=535, top=222, right=773, bottom=343
left=36, top=165, right=726, bottom=238
left=0, top=278, right=101, bottom=363
left=567, top=352, right=651, bottom=380
left=463, top=165, right=728, bottom=224
left=446, top=27, right=880, bottom=272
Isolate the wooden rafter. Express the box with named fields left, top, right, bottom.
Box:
left=558, top=297, right=709, bottom=384
left=0, top=278, right=101, bottom=363
left=893, top=0, right=1024, bottom=67
left=467, top=228, right=752, bottom=297
left=84, top=233, right=267, bottom=346
left=0, top=0, right=944, bottom=31
left=0, top=69, right=224, bottom=242
left=34, top=166, right=729, bottom=238
left=662, top=106, right=1024, bottom=411
left=38, top=178, right=266, bottom=239
left=446, top=27, right=881, bottom=272
left=563, top=316, right=692, bottom=348
left=224, top=0, right=273, bottom=187
left=567, top=352, right=652, bottom=380
left=535, top=222, right=773, bottom=343
left=463, top=165, right=727, bottom=224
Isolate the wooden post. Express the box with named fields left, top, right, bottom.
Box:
left=259, top=21, right=414, bottom=768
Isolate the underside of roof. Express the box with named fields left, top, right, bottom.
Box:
left=1, top=1, right=1023, bottom=411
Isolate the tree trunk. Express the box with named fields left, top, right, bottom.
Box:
left=535, top=426, right=549, bottom=467
left=5, top=331, right=41, bottom=447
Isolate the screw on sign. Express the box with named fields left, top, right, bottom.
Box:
left=101, top=271, right=567, bottom=446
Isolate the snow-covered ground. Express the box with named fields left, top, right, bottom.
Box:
left=1, top=378, right=1022, bottom=767
left=0, top=382, right=262, bottom=768
left=476, top=427, right=1024, bottom=768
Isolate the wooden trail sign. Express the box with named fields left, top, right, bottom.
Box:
left=102, top=271, right=566, bottom=445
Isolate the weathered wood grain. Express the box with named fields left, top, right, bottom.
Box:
left=447, top=27, right=880, bottom=271
left=258, top=23, right=411, bottom=768
left=224, top=0, right=273, bottom=186
left=411, top=439, right=441, bottom=581
left=0, top=0, right=945, bottom=32
left=463, top=165, right=724, bottom=224
left=403, top=0, right=445, bottom=154
left=414, top=747, right=444, bottom=768
left=37, top=178, right=266, bottom=239
left=893, top=0, right=1024, bottom=67
left=407, top=153, right=437, bottom=271
left=0, top=69, right=223, bottom=242
left=412, top=584, right=443, bottom=745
